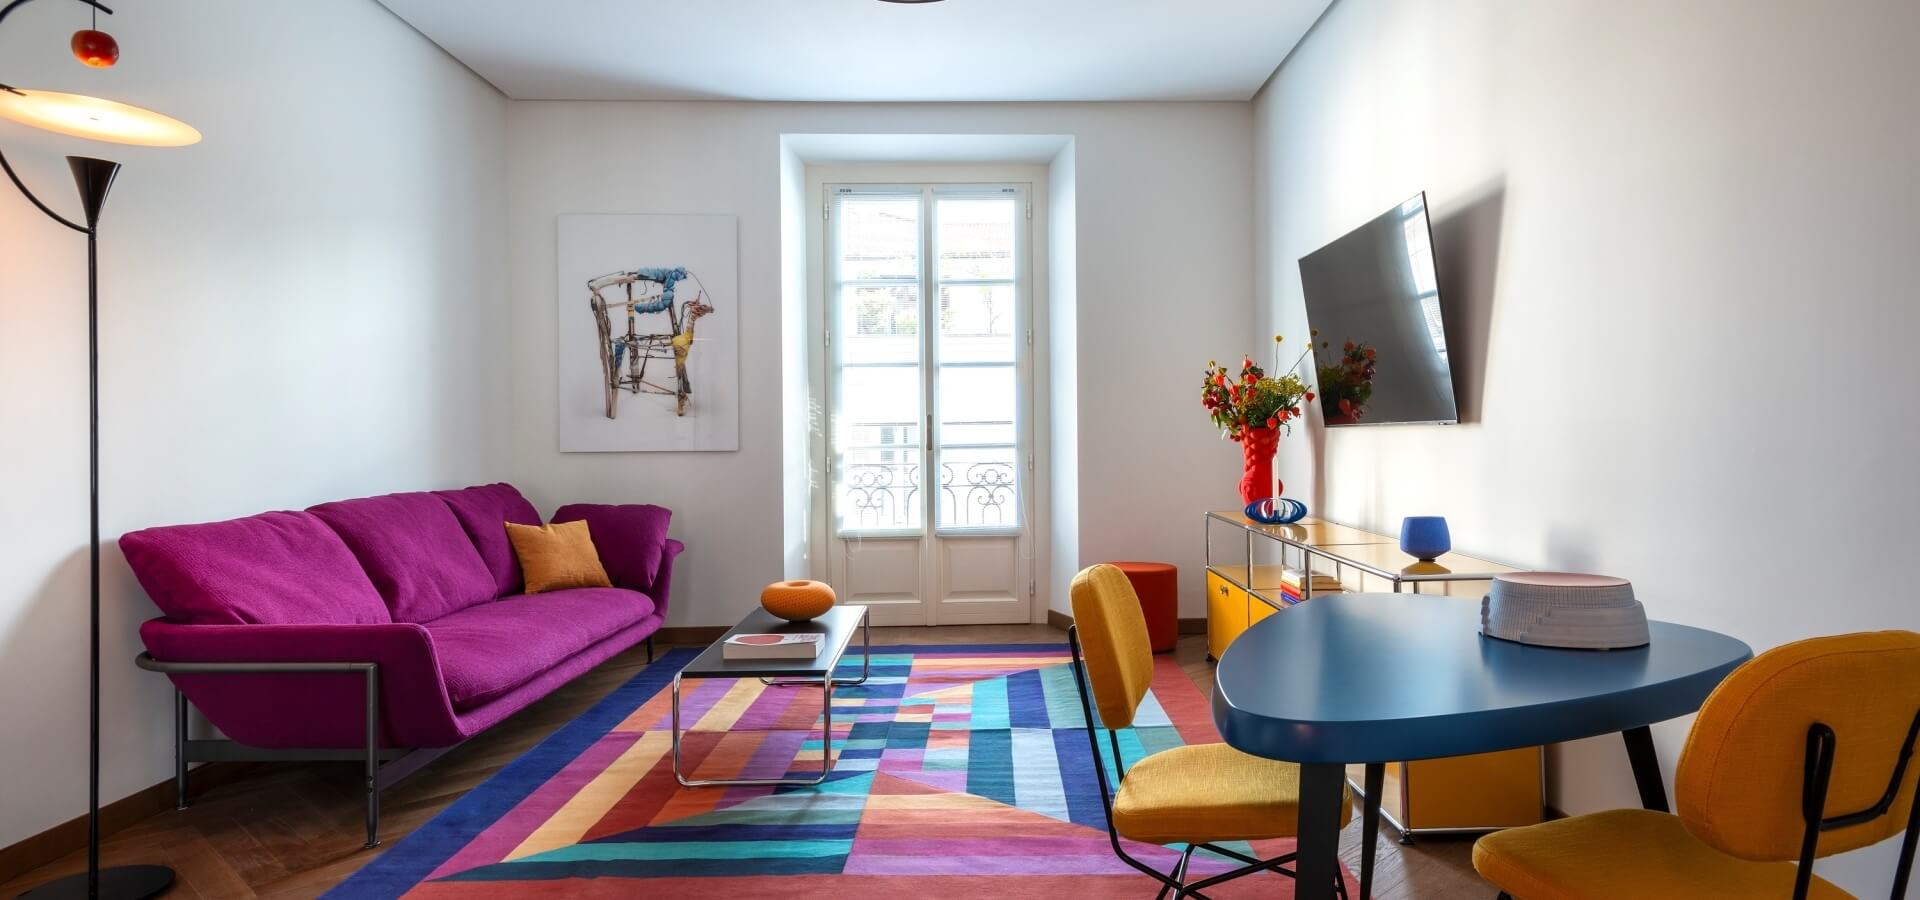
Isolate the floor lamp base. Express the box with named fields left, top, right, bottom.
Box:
left=17, top=865, right=175, bottom=900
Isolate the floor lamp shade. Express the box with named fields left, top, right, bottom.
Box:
left=0, top=88, right=200, bottom=147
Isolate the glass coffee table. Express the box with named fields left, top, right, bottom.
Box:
left=670, top=605, right=870, bottom=787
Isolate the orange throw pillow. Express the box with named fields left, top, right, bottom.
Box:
left=505, top=520, right=612, bottom=594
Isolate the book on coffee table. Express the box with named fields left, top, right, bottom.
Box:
left=723, top=633, right=824, bottom=660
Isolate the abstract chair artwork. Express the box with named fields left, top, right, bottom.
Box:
left=557, top=214, right=738, bottom=452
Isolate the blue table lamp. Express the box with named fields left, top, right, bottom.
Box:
left=1400, top=516, right=1451, bottom=562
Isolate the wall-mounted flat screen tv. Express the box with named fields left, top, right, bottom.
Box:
left=1299, top=191, right=1459, bottom=426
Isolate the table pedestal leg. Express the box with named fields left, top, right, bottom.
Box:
left=1296, top=762, right=1347, bottom=900
left=1622, top=725, right=1670, bottom=812
left=1360, top=762, right=1383, bottom=898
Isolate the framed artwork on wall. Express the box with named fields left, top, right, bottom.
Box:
left=556, top=213, right=739, bottom=452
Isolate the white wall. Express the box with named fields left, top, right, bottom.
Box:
left=0, top=0, right=507, bottom=853
left=1255, top=0, right=1920, bottom=893
left=507, top=102, right=1252, bottom=627
left=1047, top=143, right=1082, bottom=618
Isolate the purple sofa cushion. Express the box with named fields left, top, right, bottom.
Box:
left=120, top=511, right=390, bottom=626
left=433, top=483, right=542, bottom=597
left=549, top=503, right=671, bottom=595
left=424, top=587, right=657, bottom=709
left=309, top=492, right=497, bottom=624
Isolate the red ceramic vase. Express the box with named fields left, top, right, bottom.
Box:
left=1238, top=426, right=1282, bottom=505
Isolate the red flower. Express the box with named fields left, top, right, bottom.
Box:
left=1242, top=357, right=1253, bottom=369
left=1344, top=340, right=1355, bottom=351
left=1339, top=398, right=1354, bottom=415
left=1214, top=374, right=1227, bottom=387
left=1304, top=391, right=1315, bottom=403
left=1266, top=417, right=1278, bottom=428
left=1364, top=347, right=1377, bottom=359
left=1243, top=373, right=1257, bottom=385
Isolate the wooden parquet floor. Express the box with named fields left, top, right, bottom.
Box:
left=0, top=625, right=1497, bottom=899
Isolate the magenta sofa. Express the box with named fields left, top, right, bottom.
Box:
left=120, top=483, right=680, bottom=846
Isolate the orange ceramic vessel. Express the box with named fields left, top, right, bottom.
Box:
left=760, top=579, right=835, bottom=622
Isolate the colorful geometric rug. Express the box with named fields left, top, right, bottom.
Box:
left=327, top=643, right=1352, bottom=898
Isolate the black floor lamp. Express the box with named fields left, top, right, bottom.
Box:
left=0, top=1, right=198, bottom=898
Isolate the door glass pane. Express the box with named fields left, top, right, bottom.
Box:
left=939, top=444, right=1019, bottom=529
left=936, top=366, right=1016, bottom=447
left=842, top=445, right=921, bottom=531
left=933, top=192, right=1020, bottom=530
left=937, top=196, right=1016, bottom=281
left=938, top=284, right=1016, bottom=364
left=834, top=192, right=924, bottom=534
left=841, top=284, right=919, bottom=365
left=839, top=195, right=920, bottom=280
left=837, top=365, right=923, bottom=534
left=937, top=365, right=1016, bottom=530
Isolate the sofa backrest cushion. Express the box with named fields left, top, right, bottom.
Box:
left=309, top=492, right=497, bottom=623
left=433, top=483, right=542, bottom=597
left=120, top=511, right=391, bottom=625
left=549, top=503, right=671, bottom=595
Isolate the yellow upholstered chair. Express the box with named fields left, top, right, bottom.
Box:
left=1067, top=564, right=1356, bottom=899
left=1473, top=630, right=1920, bottom=900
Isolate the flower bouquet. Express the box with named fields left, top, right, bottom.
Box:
left=1201, top=336, right=1313, bottom=504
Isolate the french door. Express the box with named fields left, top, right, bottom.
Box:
left=824, top=183, right=1034, bottom=626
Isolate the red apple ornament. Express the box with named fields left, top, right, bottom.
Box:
left=72, top=29, right=119, bottom=68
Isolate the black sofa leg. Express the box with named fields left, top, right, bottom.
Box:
left=174, top=689, right=189, bottom=810
left=647, top=635, right=655, bottom=664
left=364, top=665, right=381, bottom=849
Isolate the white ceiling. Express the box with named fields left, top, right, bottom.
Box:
left=376, top=0, right=1332, bottom=102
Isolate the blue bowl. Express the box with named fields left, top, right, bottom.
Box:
left=1245, top=497, right=1308, bottom=525
left=1400, top=516, right=1451, bottom=561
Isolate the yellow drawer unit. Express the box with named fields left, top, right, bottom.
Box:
left=1347, top=747, right=1545, bottom=837
left=1208, top=565, right=1293, bottom=659
left=1205, top=569, right=1249, bottom=660
left=1248, top=592, right=1281, bottom=627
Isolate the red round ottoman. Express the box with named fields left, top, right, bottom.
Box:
left=1106, top=561, right=1178, bottom=653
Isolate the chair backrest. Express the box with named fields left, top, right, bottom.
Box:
left=1069, top=564, right=1155, bottom=730
left=1676, top=630, right=1920, bottom=861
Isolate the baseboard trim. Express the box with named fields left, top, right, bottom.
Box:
left=1046, top=610, right=1206, bottom=636
left=0, top=762, right=256, bottom=887
left=657, top=625, right=731, bottom=645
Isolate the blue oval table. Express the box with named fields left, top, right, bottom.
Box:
left=1212, top=592, right=1752, bottom=900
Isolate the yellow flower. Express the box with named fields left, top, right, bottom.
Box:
left=1274, top=335, right=1284, bottom=343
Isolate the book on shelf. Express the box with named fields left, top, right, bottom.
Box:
left=1279, top=568, right=1345, bottom=596
left=723, top=632, right=823, bottom=660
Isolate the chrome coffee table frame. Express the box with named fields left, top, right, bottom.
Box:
left=669, top=605, right=869, bottom=788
